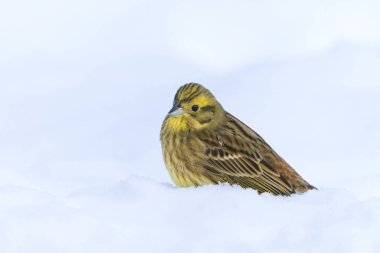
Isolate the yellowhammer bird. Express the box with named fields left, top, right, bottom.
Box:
left=160, top=83, right=316, bottom=196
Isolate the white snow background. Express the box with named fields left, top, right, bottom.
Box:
left=1, top=0, right=380, bottom=252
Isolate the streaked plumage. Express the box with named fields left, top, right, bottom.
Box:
left=160, top=83, right=316, bottom=196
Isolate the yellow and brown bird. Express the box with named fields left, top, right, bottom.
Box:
left=160, top=83, right=316, bottom=196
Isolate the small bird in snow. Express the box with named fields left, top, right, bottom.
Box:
left=160, top=83, right=316, bottom=196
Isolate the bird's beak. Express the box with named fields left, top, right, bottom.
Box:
left=168, top=103, right=184, bottom=116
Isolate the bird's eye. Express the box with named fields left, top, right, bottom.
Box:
left=192, top=105, right=199, bottom=112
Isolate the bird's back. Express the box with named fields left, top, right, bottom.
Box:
left=218, top=112, right=316, bottom=194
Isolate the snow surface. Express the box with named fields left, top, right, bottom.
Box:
left=1, top=0, right=380, bottom=252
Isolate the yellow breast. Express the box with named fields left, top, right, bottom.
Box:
left=164, top=152, right=215, bottom=187
left=168, top=165, right=215, bottom=187
left=161, top=115, right=217, bottom=187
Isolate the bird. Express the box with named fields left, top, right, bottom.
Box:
left=160, top=83, right=316, bottom=196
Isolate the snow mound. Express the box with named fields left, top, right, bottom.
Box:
left=1, top=177, right=379, bottom=253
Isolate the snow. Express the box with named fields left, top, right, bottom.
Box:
left=2, top=180, right=380, bottom=253
left=1, top=0, right=380, bottom=252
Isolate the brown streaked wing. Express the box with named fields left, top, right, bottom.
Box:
left=205, top=148, right=263, bottom=177
left=201, top=129, right=295, bottom=195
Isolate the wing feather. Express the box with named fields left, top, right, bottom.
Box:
left=201, top=128, right=295, bottom=195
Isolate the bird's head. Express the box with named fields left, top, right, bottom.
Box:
left=164, top=83, right=225, bottom=133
